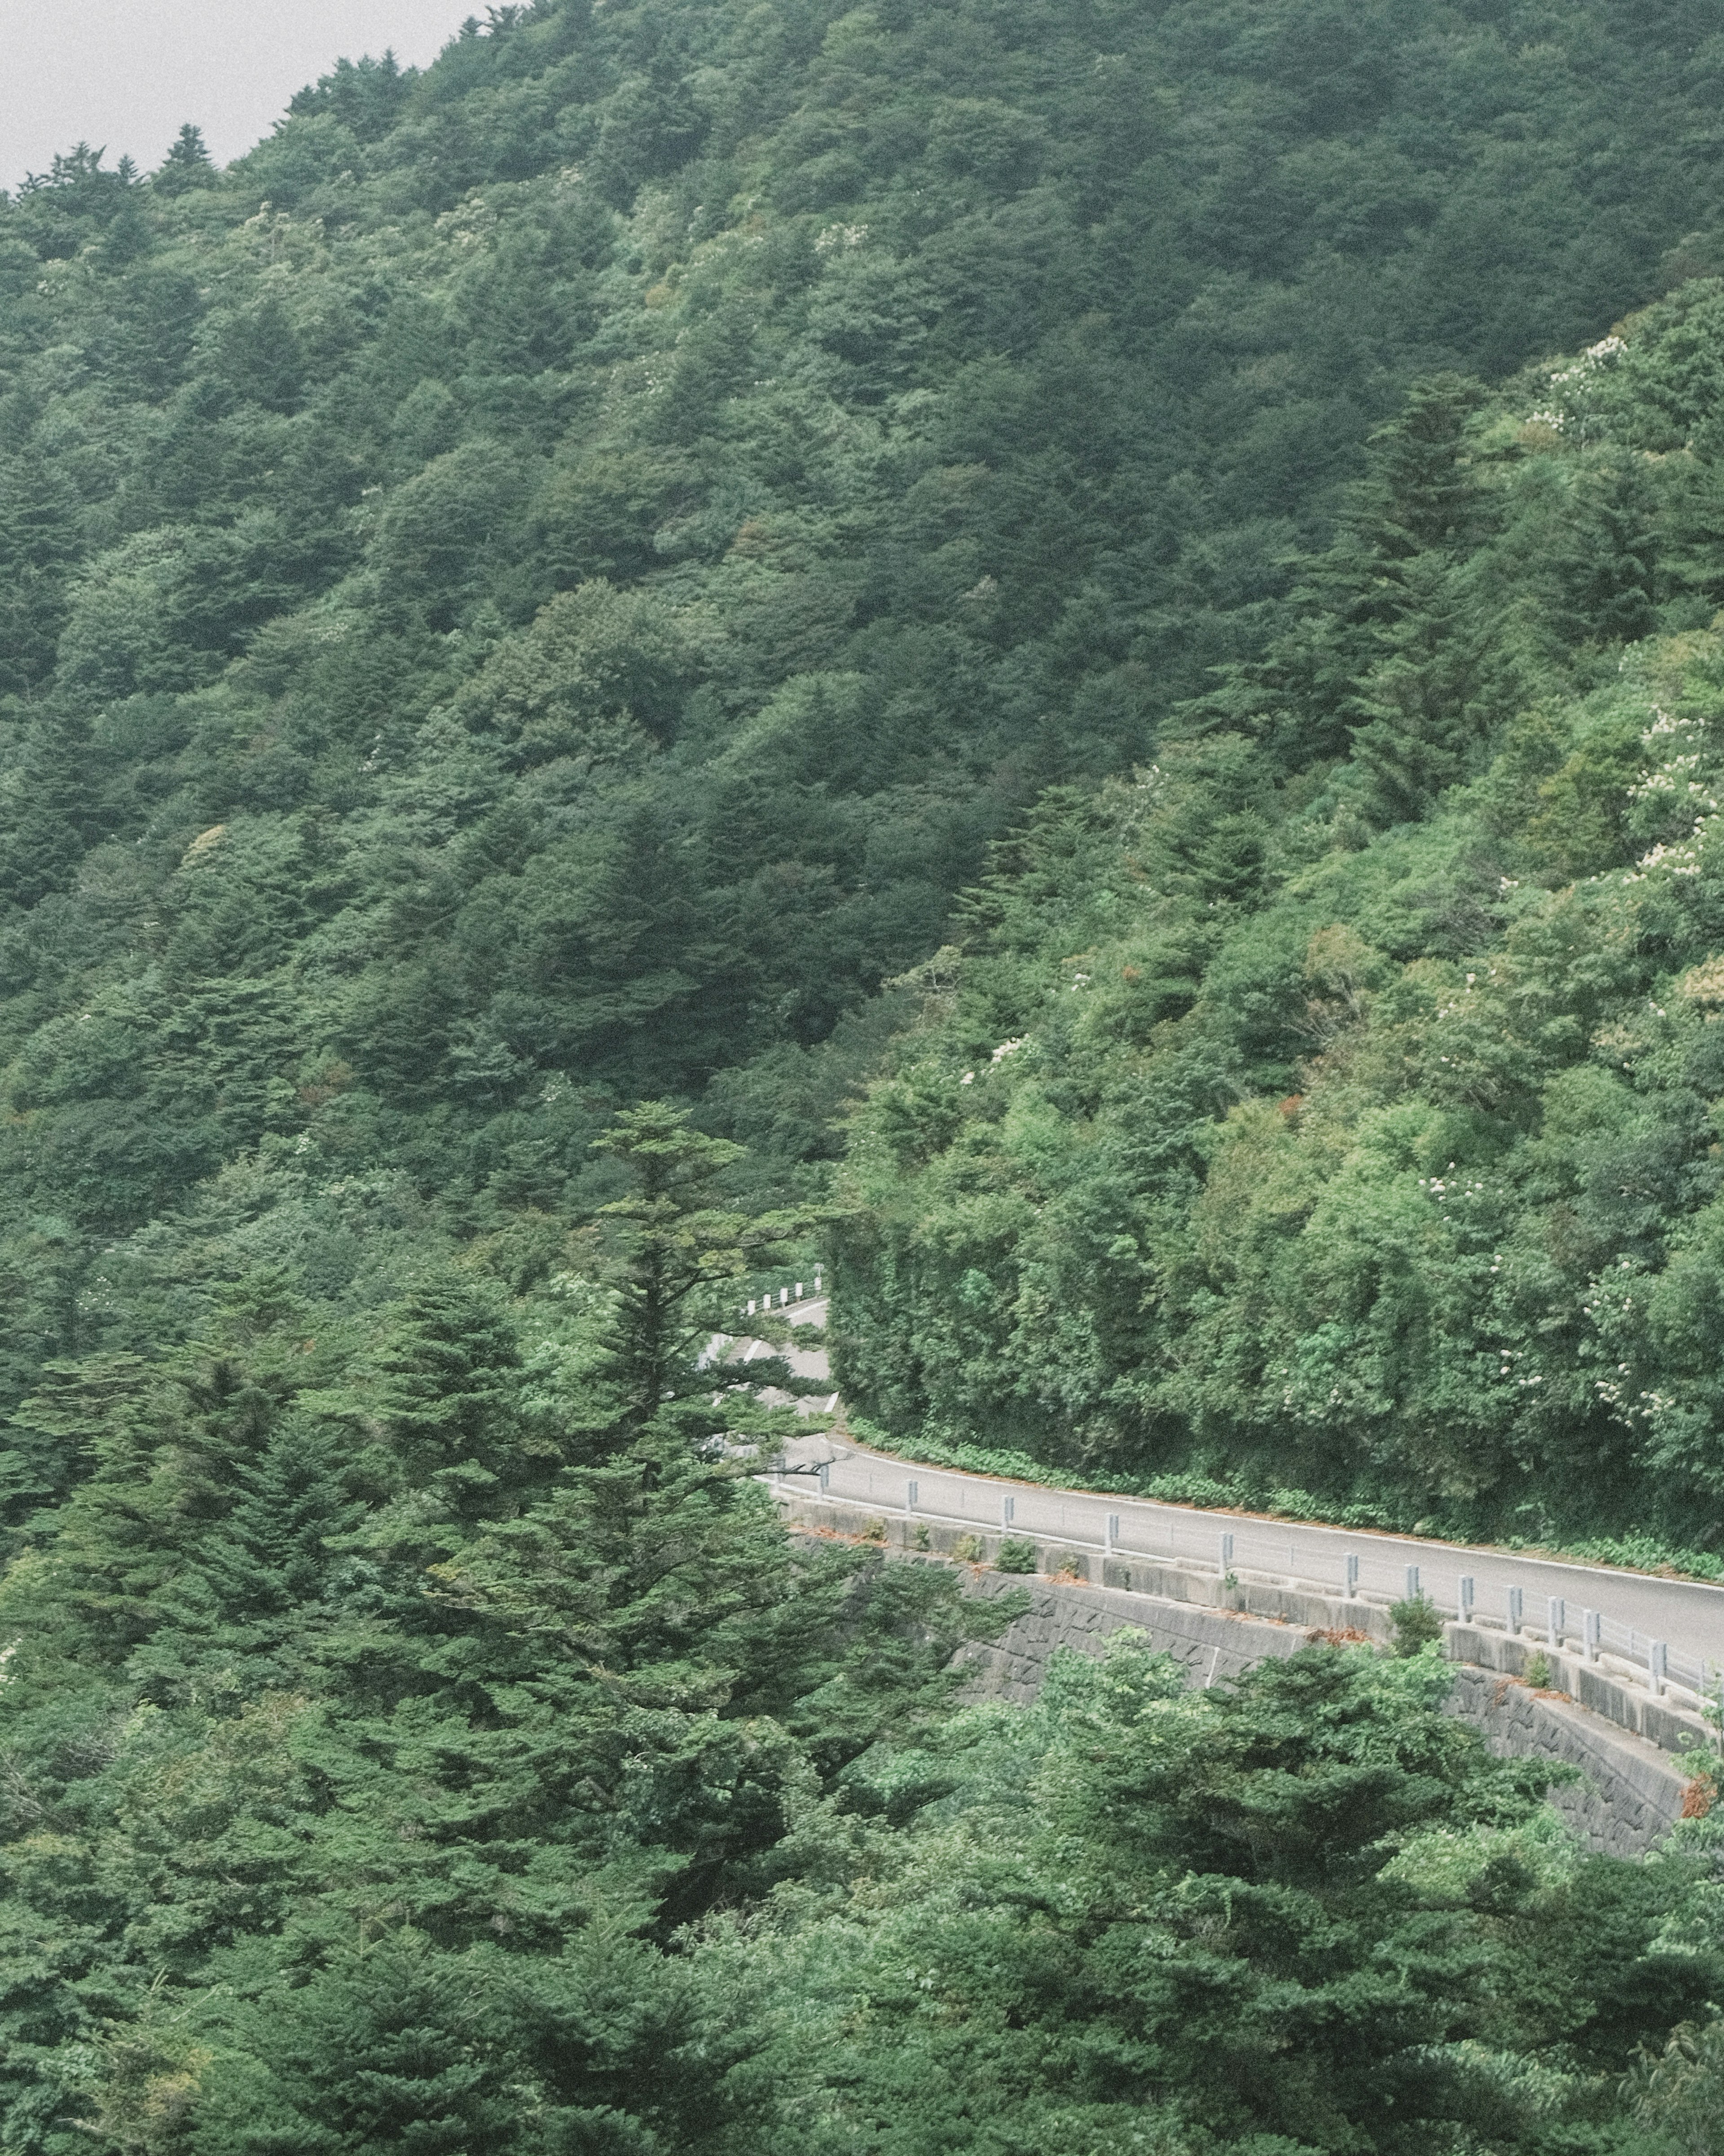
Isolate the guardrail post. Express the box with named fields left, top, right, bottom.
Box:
left=1459, top=1576, right=1474, bottom=1623
left=780, top=1287, right=789, bottom=1306
left=1345, top=1553, right=1359, bottom=1599
left=1002, top=1495, right=1015, bottom=1528
left=1548, top=1596, right=1565, bottom=1648
left=1405, top=1564, right=1421, bottom=1601
left=906, top=1481, right=918, bottom=1513
left=818, top=1463, right=829, bottom=1491
left=1650, top=1640, right=1667, bottom=1697
left=1219, top=1532, right=1235, bottom=1574
left=747, top=1298, right=756, bottom=1317
left=1508, top=1586, right=1523, bottom=1636
left=1583, top=1609, right=1601, bottom=1663
left=814, top=1267, right=823, bottom=1292
left=1106, top=1512, right=1119, bottom=1557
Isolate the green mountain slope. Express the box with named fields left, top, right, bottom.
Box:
left=10, top=4, right=1724, bottom=2147
left=4, top=0, right=1724, bottom=1416
left=833, top=283, right=1724, bottom=1551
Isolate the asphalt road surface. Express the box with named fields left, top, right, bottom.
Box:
left=750, top=1297, right=1724, bottom=1696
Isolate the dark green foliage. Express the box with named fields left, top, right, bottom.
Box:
left=0, top=1117, right=1024, bottom=2149
left=6, top=1, right=1724, bottom=2145
left=1391, top=1594, right=1447, bottom=1655
left=152, top=124, right=215, bottom=198
left=831, top=281, right=1724, bottom=1550
left=699, top=1636, right=1724, bottom=2153
left=0, top=0, right=1720, bottom=1367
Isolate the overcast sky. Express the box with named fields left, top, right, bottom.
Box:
left=0, top=2, right=479, bottom=193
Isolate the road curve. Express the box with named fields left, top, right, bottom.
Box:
left=753, top=1297, right=1724, bottom=1693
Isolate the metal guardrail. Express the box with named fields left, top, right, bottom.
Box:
left=743, top=1278, right=823, bottom=1318
left=774, top=1459, right=1724, bottom=1725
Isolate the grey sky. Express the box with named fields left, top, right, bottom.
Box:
left=0, top=2, right=479, bottom=193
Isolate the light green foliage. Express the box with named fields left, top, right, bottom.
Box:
left=697, top=1637, right=1724, bottom=2154
left=1390, top=1595, right=1447, bottom=1655
left=1625, top=2016, right=1724, bottom=2155
left=833, top=290, right=1724, bottom=1547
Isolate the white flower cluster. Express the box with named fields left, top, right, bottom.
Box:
left=1548, top=334, right=1627, bottom=385
left=1621, top=704, right=1720, bottom=882
left=1530, top=335, right=1627, bottom=437
left=1419, top=1169, right=1488, bottom=1203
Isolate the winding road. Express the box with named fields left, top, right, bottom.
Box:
left=742, top=1295, right=1724, bottom=1702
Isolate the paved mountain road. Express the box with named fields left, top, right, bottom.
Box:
left=741, top=1299, right=1724, bottom=1691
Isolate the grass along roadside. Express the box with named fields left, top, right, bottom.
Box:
left=840, top=1420, right=1724, bottom=1587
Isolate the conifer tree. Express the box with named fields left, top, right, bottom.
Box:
left=1202, top=375, right=1492, bottom=769
left=1346, top=553, right=1498, bottom=822
left=1556, top=450, right=1661, bottom=646
left=195, top=1409, right=368, bottom=1628
left=0, top=449, right=81, bottom=696
left=221, top=1933, right=525, bottom=2156
left=153, top=123, right=215, bottom=196
left=593, top=1101, right=815, bottom=1449
left=370, top=1276, right=529, bottom=1511
left=0, top=1351, right=152, bottom=1541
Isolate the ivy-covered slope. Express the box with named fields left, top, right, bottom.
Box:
left=4, top=0, right=1724, bottom=1414
left=833, top=283, right=1724, bottom=1550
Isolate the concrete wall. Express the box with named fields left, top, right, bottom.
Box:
left=781, top=1493, right=1713, bottom=1856
left=1446, top=1667, right=1692, bottom=1857
left=944, top=1568, right=1324, bottom=1703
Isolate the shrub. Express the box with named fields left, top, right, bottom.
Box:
left=861, top=1517, right=887, bottom=1543
left=1389, top=1595, right=1444, bottom=1656
left=952, top=1532, right=982, bottom=1561
left=1523, top=1649, right=1552, bottom=1689
left=996, top=1538, right=1038, bottom=1574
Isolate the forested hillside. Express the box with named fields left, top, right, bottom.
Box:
left=833, top=285, right=1724, bottom=1560
left=10, top=0, right=1724, bottom=2146
left=5, top=0, right=1724, bottom=1400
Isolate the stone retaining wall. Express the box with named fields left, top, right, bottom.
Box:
left=782, top=1493, right=1713, bottom=1856
left=944, top=1568, right=1322, bottom=1703
left=1446, top=1667, right=1692, bottom=1857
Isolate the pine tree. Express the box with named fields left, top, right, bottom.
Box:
left=0, top=1352, right=152, bottom=1542
left=593, top=1101, right=814, bottom=1449
left=364, top=1277, right=540, bottom=1556
left=196, top=1410, right=368, bottom=1627
left=1196, top=375, right=1492, bottom=769
left=0, top=449, right=82, bottom=697
left=152, top=123, right=215, bottom=196
left=1347, top=553, right=1494, bottom=822
left=1556, top=450, right=1661, bottom=647
left=220, top=1932, right=525, bottom=2156
left=0, top=710, right=100, bottom=909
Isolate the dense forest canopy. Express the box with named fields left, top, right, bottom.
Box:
left=5, top=0, right=1724, bottom=1392
left=832, top=289, right=1724, bottom=1558
left=9, top=0, right=1724, bottom=2146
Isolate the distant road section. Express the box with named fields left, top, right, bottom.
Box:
left=736, top=1297, right=1724, bottom=1685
